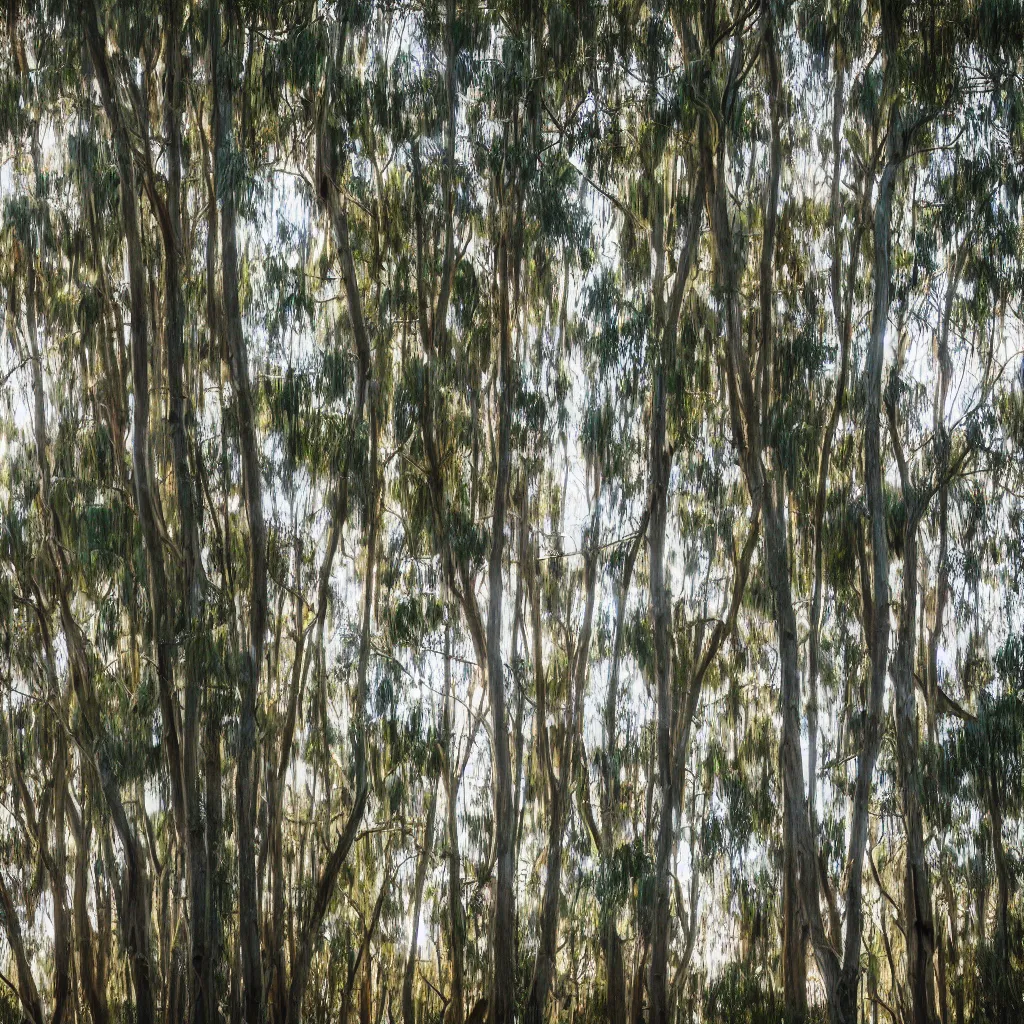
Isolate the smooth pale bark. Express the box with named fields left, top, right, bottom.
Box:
left=51, top=735, right=73, bottom=1024
left=808, top=48, right=873, bottom=966
left=267, top=543, right=306, bottom=1024
left=487, top=230, right=516, bottom=1024
left=600, top=514, right=647, bottom=1024
left=441, top=621, right=487, bottom=1024
left=886, top=251, right=968, bottom=1024
left=209, top=4, right=267, bottom=1019
left=0, top=872, right=44, bottom=1024
left=834, top=133, right=902, bottom=1024
left=85, top=1, right=189, bottom=872
left=648, top=332, right=674, bottom=1024
left=20, top=38, right=157, bottom=1016
left=523, top=493, right=599, bottom=1024
left=69, top=791, right=111, bottom=1024
left=403, top=791, right=438, bottom=1024
left=285, top=391, right=376, bottom=1023
left=706, top=26, right=843, bottom=1019
left=284, top=40, right=381, bottom=1022
left=751, top=28, right=809, bottom=1015
left=647, top=168, right=705, bottom=1024
left=889, top=505, right=938, bottom=1024
left=160, top=0, right=211, bottom=1016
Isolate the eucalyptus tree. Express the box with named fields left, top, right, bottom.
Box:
left=1, top=0, right=1023, bottom=1022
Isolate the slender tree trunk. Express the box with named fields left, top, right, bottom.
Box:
left=647, top=162, right=705, bottom=1024
left=85, top=0, right=189, bottom=871
left=285, top=389, right=377, bottom=1024
left=441, top=621, right=467, bottom=1024
left=403, top=791, right=438, bottom=1024
left=782, top=829, right=808, bottom=1018
left=648, top=333, right=674, bottom=1024
left=71, top=790, right=110, bottom=1024
left=0, top=873, right=45, bottom=1024
left=600, top=518, right=646, bottom=1024
left=210, top=5, right=267, bottom=1019
left=989, top=761, right=1010, bottom=967
left=487, top=230, right=516, bottom=1024
left=46, top=731, right=72, bottom=1024
left=890, top=510, right=937, bottom=1024
left=833, top=129, right=902, bottom=1024
left=162, top=0, right=210, bottom=1014
left=707, top=30, right=843, bottom=1015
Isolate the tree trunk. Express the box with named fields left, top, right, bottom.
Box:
left=833, top=128, right=902, bottom=1024
left=403, top=792, right=438, bottom=1024
left=600, top=516, right=646, bottom=1024
left=209, top=4, right=267, bottom=1019
left=51, top=734, right=73, bottom=1024
left=0, top=873, right=45, bottom=1024
left=890, top=512, right=937, bottom=1024
left=648, top=336, right=673, bottom=1024
left=487, top=232, right=516, bottom=1024
left=162, top=0, right=211, bottom=1014
left=285, top=383, right=377, bottom=1024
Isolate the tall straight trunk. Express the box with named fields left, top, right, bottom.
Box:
left=51, top=733, right=73, bottom=1024
left=753, top=27, right=809, bottom=1015
left=487, top=230, right=516, bottom=1024
left=162, top=0, right=210, bottom=1016
left=647, top=167, right=705, bottom=1024
left=828, top=129, right=903, bottom=1024
left=206, top=710, right=225, bottom=1024
left=268, top=544, right=306, bottom=1024
left=446, top=778, right=466, bottom=1024
left=809, top=43, right=873, bottom=957
left=285, top=392, right=377, bottom=1024
left=81, top=36, right=189, bottom=1024
left=523, top=785, right=565, bottom=1024
left=84, top=0, right=189, bottom=865
left=71, top=790, right=111, bottom=1024
left=20, top=50, right=156, bottom=1019
left=601, top=518, right=646, bottom=1024
left=524, top=501, right=599, bottom=1024
left=285, top=57, right=378, bottom=1024
left=890, top=512, right=937, bottom=1024
left=210, top=4, right=266, bottom=1020
left=648, top=344, right=673, bottom=1024
left=765, top=487, right=811, bottom=1014
left=403, top=791, right=438, bottom=1024
left=706, top=31, right=844, bottom=1018
left=442, top=622, right=467, bottom=1024
left=926, top=250, right=963, bottom=741
left=782, top=830, right=807, bottom=1017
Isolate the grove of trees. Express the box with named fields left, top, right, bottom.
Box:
left=0, top=0, right=1022, bottom=1022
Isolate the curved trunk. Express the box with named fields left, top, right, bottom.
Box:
left=0, top=873, right=45, bottom=1024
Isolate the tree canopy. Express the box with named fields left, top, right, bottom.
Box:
left=0, top=1, right=1023, bottom=1023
